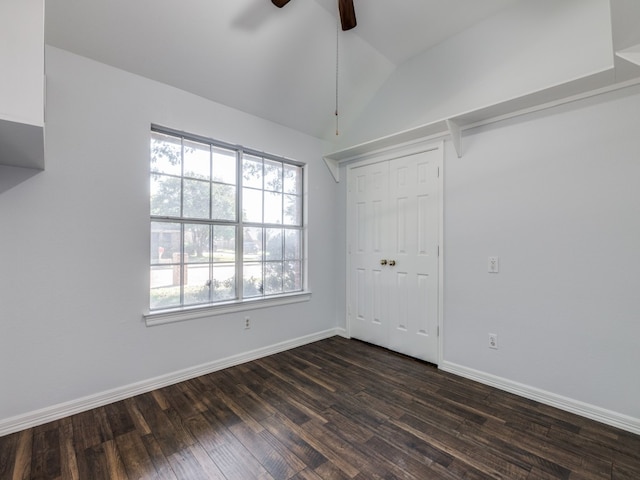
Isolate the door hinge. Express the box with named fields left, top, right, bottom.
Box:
left=437, top=326, right=440, bottom=337
left=437, top=245, right=440, bottom=257
left=437, top=167, right=440, bottom=178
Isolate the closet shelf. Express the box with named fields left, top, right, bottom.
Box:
left=323, top=68, right=640, bottom=182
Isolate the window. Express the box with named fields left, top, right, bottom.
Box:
left=149, top=127, right=305, bottom=313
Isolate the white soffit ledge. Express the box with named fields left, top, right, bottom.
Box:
left=616, top=43, right=640, bottom=66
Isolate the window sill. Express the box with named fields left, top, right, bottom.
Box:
left=143, top=291, right=312, bottom=327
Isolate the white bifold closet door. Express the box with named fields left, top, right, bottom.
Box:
left=347, top=148, right=440, bottom=363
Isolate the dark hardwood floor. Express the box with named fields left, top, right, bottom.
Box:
left=1, top=336, right=639, bottom=479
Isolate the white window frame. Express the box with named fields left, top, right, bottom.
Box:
left=144, top=126, right=310, bottom=326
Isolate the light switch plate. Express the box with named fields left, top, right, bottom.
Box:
left=488, top=256, right=499, bottom=273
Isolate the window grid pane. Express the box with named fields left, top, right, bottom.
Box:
left=183, top=140, right=211, bottom=180
left=212, top=147, right=237, bottom=184
left=150, top=128, right=304, bottom=311
left=150, top=132, right=182, bottom=176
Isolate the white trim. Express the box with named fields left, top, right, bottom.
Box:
left=445, top=120, right=461, bottom=158
left=335, top=327, right=349, bottom=339
left=0, top=327, right=340, bottom=437
left=325, top=130, right=447, bottom=180
left=344, top=138, right=442, bottom=171
left=440, top=361, right=640, bottom=436
left=144, top=291, right=312, bottom=326
left=436, top=141, right=445, bottom=366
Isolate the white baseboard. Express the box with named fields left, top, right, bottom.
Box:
left=335, top=327, right=349, bottom=338
left=440, top=361, right=640, bottom=436
left=0, top=328, right=342, bottom=437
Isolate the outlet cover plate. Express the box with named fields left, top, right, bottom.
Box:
left=488, top=256, right=500, bottom=273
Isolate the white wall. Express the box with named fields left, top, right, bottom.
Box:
left=0, top=47, right=342, bottom=425
left=337, top=0, right=614, bottom=150
left=443, top=84, right=640, bottom=422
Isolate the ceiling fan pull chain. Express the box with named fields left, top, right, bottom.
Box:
left=335, top=16, right=340, bottom=136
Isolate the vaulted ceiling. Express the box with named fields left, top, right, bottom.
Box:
left=45, top=0, right=519, bottom=142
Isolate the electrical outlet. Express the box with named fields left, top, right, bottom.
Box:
left=489, top=333, right=498, bottom=349
left=244, top=316, right=251, bottom=329
left=488, top=256, right=500, bottom=273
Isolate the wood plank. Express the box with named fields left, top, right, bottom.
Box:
left=131, top=394, right=190, bottom=457
left=288, top=416, right=371, bottom=478
left=206, top=386, right=265, bottom=434
left=178, top=381, right=209, bottom=414
left=252, top=362, right=338, bottom=418
left=260, top=415, right=328, bottom=471
left=318, top=407, right=375, bottom=445
left=184, top=411, right=236, bottom=454
left=12, top=427, right=34, bottom=480
left=374, top=419, right=454, bottom=468
left=30, top=425, right=61, bottom=479
left=198, top=439, right=274, bottom=479
left=364, top=435, right=457, bottom=480
left=140, top=434, right=178, bottom=480
left=123, top=397, right=152, bottom=435
left=166, top=446, right=224, bottom=480
left=161, top=384, right=201, bottom=419
left=0, top=431, right=19, bottom=479
left=115, top=431, right=160, bottom=479
left=260, top=428, right=310, bottom=473
left=185, top=410, right=274, bottom=479
left=185, top=442, right=226, bottom=479
left=104, top=401, right=136, bottom=437
left=151, top=389, right=171, bottom=411
left=312, top=460, right=352, bottom=480
left=199, top=387, right=243, bottom=428
left=76, top=443, right=111, bottom=480
left=229, top=421, right=303, bottom=479
left=102, top=439, right=128, bottom=479
left=289, top=468, right=324, bottom=480
left=58, top=420, right=79, bottom=480
left=71, top=409, right=112, bottom=452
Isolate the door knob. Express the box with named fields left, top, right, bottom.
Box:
left=380, top=259, right=388, bottom=266
left=389, top=260, right=396, bottom=266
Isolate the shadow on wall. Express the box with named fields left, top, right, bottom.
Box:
left=0, top=165, right=41, bottom=194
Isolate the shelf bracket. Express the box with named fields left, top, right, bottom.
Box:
left=323, top=156, right=340, bottom=182
left=446, top=119, right=462, bottom=158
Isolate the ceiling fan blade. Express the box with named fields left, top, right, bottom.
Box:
left=338, top=0, right=356, bottom=30
left=272, top=0, right=291, bottom=7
